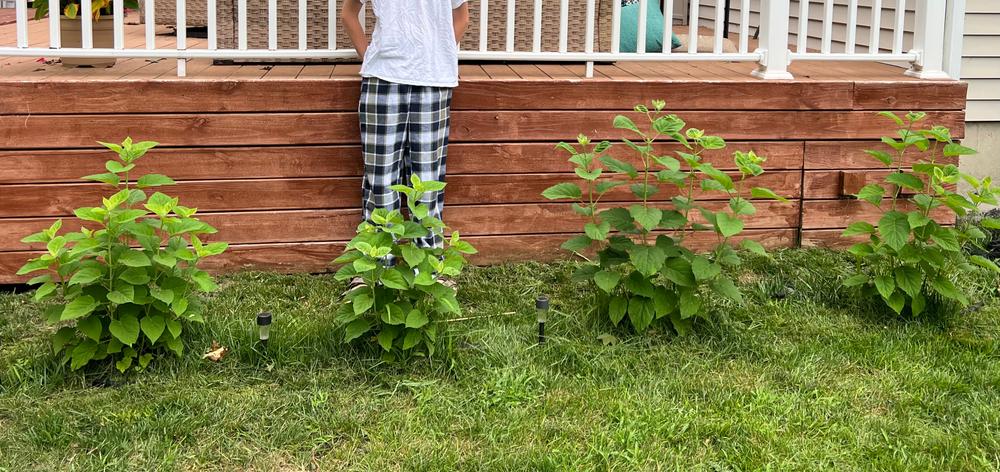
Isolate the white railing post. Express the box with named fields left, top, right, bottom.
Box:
left=905, top=0, right=951, bottom=79
left=752, top=0, right=793, bottom=79
left=48, top=0, right=61, bottom=49
left=176, top=0, right=186, bottom=76
left=943, top=0, right=966, bottom=79
left=14, top=0, right=27, bottom=48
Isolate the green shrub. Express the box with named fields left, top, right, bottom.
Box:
left=542, top=101, right=786, bottom=334
left=841, top=112, right=999, bottom=316
left=17, top=138, right=227, bottom=372
left=332, top=176, right=476, bottom=360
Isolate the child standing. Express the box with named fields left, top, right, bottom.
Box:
left=341, top=0, right=470, bottom=252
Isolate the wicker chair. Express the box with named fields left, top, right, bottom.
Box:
left=142, top=0, right=212, bottom=28
left=215, top=0, right=615, bottom=61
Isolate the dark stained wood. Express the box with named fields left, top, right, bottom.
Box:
left=0, top=171, right=802, bottom=217
left=804, top=170, right=951, bottom=199
left=799, top=229, right=859, bottom=249
left=804, top=141, right=961, bottom=169
left=0, top=111, right=965, bottom=149
left=0, top=228, right=798, bottom=283
left=3, top=201, right=800, bottom=251
left=852, top=81, right=969, bottom=111
left=0, top=141, right=804, bottom=184
left=800, top=199, right=956, bottom=229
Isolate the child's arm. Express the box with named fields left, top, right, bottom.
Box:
left=453, top=2, right=470, bottom=43
left=341, top=0, right=368, bottom=59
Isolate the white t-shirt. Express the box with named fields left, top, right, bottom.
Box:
left=359, top=0, right=467, bottom=88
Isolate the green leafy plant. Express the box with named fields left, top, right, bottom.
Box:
left=841, top=112, right=999, bottom=315
left=332, top=176, right=476, bottom=360
left=18, top=138, right=227, bottom=373
left=542, top=100, right=786, bottom=334
left=32, top=0, right=139, bottom=21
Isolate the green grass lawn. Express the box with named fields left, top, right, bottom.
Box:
left=1, top=249, right=999, bottom=471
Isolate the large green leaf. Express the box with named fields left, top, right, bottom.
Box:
left=380, top=269, right=409, bottom=290
left=405, top=310, right=429, bottom=329
left=627, top=296, right=655, bottom=331
left=874, top=275, right=896, bottom=301
left=930, top=228, right=960, bottom=252
left=878, top=211, right=910, bottom=251
left=629, top=205, right=662, bottom=232
left=662, top=257, right=695, bottom=287
left=109, top=312, right=141, bottom=346
left=584, top=222, right=611, bottom=241
left=885, top=172, right=924, bottom=192
left=709, top=276, right=742, bottom=303
left=970, top=255, right=1000, bottom=273
left=930, top=276, right=968, bottom=306
left=599, top=155, right=639, bottom=178
left=61, top=296, right=98, bottom=321
left=140, top=314, right=166, bottom=343
left=69, top=267, right=103, bottom=286
left=560, top=235, right=593, bottom=252
left=352, top=292, right=374, bottom=315
left=678, top=289, right=702, bottom=319
left=894, top=266, right=923, bottom=298
left=136, top=173, right=176, bottom=188
left=343, top=319, right=372, bottom=343
left=52, top=327, right=76, bottom=354
left=856, top=184, right=885, bottom=206
left=715, top=213, right=744, bottom=238
left=400, top=244, right=426, bottom=268
left=749, top=187, right=788, bottom=203
left=613, top=115, right=640, bottom=133
left=77, top=315, right=103, bottom=342
left=70, top=340, right=99, bottom=371
left=608, top=296, right=627, bottom=325
left=600, top=208, right=636, bottom=232
left=691, top=257, right=721, bottom=281
left=594, top=270, right=621, bottom=293
left=402, top=329, right=422, bottom=350
left=118, top=250, right=152, bottom=268
left=629, top=245, right=666, bottom=277
left=541, top=183, right=583, bottom=200
left=842, top=221, right=876, bottom=237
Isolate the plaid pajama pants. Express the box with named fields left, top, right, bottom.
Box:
left=359, top=77, right=453, bottom=249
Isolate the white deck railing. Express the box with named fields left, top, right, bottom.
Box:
left=2, top=0, right=964, bottom=79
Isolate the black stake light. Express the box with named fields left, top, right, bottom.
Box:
left=536, top=295, right=549, bottom=344
left=257, top=311, right=272, bottom=348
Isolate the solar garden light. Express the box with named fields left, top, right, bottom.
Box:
left=257, top=311, right=272, bottom=348
left=536, top=295, right=549, bottom=344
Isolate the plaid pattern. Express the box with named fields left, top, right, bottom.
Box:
left=359, top=77, right=454, bottom=249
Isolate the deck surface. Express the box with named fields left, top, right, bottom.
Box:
left=0, top=15, right=920, bottom=82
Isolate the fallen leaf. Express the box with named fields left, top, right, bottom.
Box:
left=202, top=340, right=228, bottom=362
left=597, top=333, right=619, bottom=346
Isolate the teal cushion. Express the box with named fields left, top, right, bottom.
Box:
left=619, top=1, right=682, bottom=53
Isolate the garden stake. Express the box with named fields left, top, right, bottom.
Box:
left=257, top=311, right=272, bottom=349
left=536, top=295, right=549, bottom=344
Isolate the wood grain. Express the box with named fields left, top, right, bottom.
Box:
left=0, top=141, right=805, bottom=184
left=2, top=201, right=801, bottom=251
left=801, top=199, right=956, bottom=229
left=0, top=79, right=893, bottom=114
left=0, top=111, right=966, bottom=149
left=852, top=82, right=968, bottom=111
left=0, top=229, right=798, bottom=283
left=0, top=171, right=802, bottom=218
left=804, top=141, right=961, bottom=170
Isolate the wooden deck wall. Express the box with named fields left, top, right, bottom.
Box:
left=0, top=67, right=967, bottom=283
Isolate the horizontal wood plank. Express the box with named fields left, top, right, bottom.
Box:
left=0, top=141, right=805, bottom=184
left=801, top=199, right=955, bottom=229
left=0, top=79, right=885, bottom=114
left=852, top=82, right=968, bottom=111
left=1, top=201, right=801, bottom=251
left=0, top=111, right=966, bottom=149
left=0, top=171, right=803, bottom=218
left=804, top=141, right=961, bottom=170
left=0, top=229, right=798, bottom=283
left=803, top=170, right=954, bottom=199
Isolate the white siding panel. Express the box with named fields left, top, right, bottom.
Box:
left=962, top=57, right=1000, bottom=79
left=966, top=0, right=1000, bottom=14
left=968, top=101, right=1000, bottom=121
left=964, top=36, right=1000, bottom=56
left=969, top=80, right=1000, bottom=100
left=966, top=13, right=1000, bottom=35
